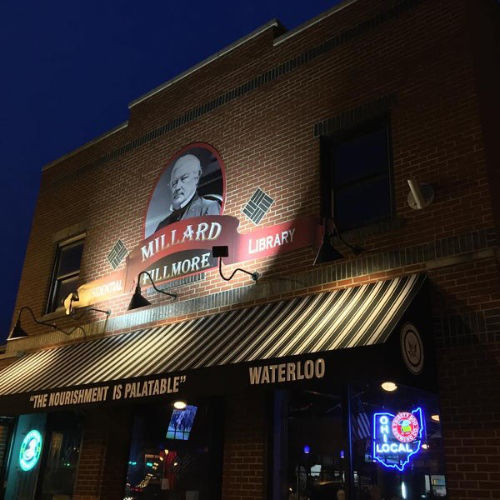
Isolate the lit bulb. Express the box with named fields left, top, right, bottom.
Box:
left=381, top=381, right=398, bottom=392
left=174, top=400, right=187, bottom=410
left=431, top=414, right=440, bottom=422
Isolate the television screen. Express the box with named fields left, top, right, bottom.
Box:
left=166, top=405, right=198, bottom=440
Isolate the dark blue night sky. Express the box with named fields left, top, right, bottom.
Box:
left=0, top=0, right=342, bottom=342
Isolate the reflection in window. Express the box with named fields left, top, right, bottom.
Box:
left=47, top=237, right=85, bottom=313
left=273, top=390, right=346, bottom=500
left=351, top=382, right=447, bottom=499
left=40, top=412, right=83, bottom=500
left=124, top=400, right=223, bottom=499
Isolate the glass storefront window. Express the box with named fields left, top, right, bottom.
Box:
left=124, top=399, right=223, bottom=500
left=350, top=382, right=447, bottom=499
left=273, top=389, right=346, bottom=500
left=273, top=383, right=447, bottom=500
left=0, top=416, right=15, bottom=497
left=4, top=413, right=47, bottom=500
left=3, top=412, right=82, bottom=500
left=39, top=412, right=83, bottom=499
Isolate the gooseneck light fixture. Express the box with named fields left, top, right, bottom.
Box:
left=8, top=307, right=52, bottom=340
left=128, top=271, right=177, bottom=311
left=8, top=305, right=109, bottom=340
left=314, top=218, right=363, bottom=265
left=65, top=292, right=111, bottom=318
left=212, top=246, right=260, bottom=282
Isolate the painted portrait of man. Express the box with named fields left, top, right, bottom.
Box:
left=145, top=144, right=225, bottom=238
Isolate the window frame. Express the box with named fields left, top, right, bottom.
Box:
left=320, top=116, right=395, bottom=233
left=46, top=234, right=85, bottom=314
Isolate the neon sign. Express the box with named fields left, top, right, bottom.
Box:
left=19, top=430, right=43, bottom=471
left=372, top=408, right=424, bottom=471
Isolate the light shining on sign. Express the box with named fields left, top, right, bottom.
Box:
left=19, top=430, right=42, bottom=471
left=372, top=408, right=424, bottom=472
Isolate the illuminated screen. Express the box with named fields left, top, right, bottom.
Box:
left=166, top=405, right=197, bottom=440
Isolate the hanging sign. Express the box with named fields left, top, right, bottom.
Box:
left=19, top=430, right=43, bottom=471
left=372, top=408, right=424, bottom=471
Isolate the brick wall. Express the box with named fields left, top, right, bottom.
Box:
left=222, top=392, right=267, bottom=500
left=7, top=0, right=500, bottom=498
left=73, top=407, right=133, bottom=500
left=429, top=257, right=500, bottom=499
left=14, top=0, right=496, bottom=335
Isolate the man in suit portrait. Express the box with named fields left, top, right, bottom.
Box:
left=155, top=153, right=221, bottom=232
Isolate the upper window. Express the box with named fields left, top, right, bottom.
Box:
left=321, top=119, right=393, bottom=232
left=47, top=236, right=84, bottom=313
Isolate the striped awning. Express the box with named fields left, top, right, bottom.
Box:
left=0, top=274, right=424, bottom=398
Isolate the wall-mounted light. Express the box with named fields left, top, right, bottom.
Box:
left=431, top=414, right=440, bottom=422
left=381, top=381, right=398, bottom=392
left=212, top=246, right=260, bottom=282
left=8, top=306, right=91, bottom=340
left=173, top=400, right=187, bottom=410
left=65, top=292, right=111, bottom=319
left=314, top=219, right=344, bottom=264
left=407, top=178, right=434, bottom=210
left=128, top=271, right=177, bottom=311
left=314, top=218, right=363, bottom=265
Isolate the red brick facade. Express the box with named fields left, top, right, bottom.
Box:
left=3, top=0, right=500, bottom=498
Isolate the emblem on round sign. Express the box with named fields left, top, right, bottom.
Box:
left=400, top=322, right=424, bottom=375
left=19, top=429, right=43, bottom=471
left=391, top=412, right=419, bottom=443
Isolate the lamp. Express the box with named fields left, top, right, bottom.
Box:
left=314, top=218, right=363, bottom=265
left=314, top=222, right=344, bottom=264
left=407, top=178, right=434, bottom=210
left=128, top=271, right=177, bottom=311
left=173, top=400, right=187, bottom=410
left=65, top=292, right=111, bottom=318
left=8, top=306, right=86, bottom=340
left=381, top=381, right=398, bottom=392
left=212, top=246, right=260, bottom=282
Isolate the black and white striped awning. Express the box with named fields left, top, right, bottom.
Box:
left=0, top=274, right=425, bottom=400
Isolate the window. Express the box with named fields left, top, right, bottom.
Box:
left=38, top=412, right=83, bottom=499
left=3, top=412, right=82, bottom=500
left=272, top=384, right=447, bottom=500
left=124, top=399, right=224, bottom=499
left=47, top=236, right=84, bottom=313
left=321, top=118, right=393, bottom=232
left=0, top=416, right=15, bottom=488
left=272, top=389, right=346, bottom=500
left=350, top=381, right=447, bottom=499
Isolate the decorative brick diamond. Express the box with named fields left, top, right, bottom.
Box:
left=242, top=188, right=274, bottom=225
left=107, top=239, right=128, bottom=269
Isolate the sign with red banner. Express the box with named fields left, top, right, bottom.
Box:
left=68, top=215, right=319, bottom=310
left=127, top=215, right=316, bottom=289
left=66, top=143, right=320, bottom=310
